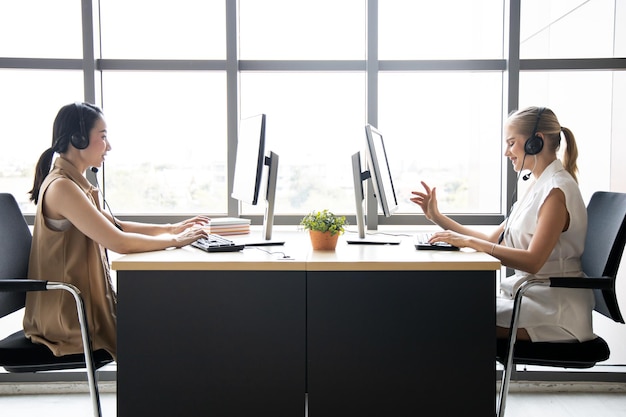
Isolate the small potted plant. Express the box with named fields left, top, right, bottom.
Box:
left=300, top=209, right=348, bottom=250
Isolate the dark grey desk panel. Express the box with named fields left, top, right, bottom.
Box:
left=307, top=270, right=495, bottom=417
left=117, top=269, right=306, bottom=417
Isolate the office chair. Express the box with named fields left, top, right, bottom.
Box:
left=0, top=193, right=114, bottom=417
left=496, top=191, right=626, bottom=417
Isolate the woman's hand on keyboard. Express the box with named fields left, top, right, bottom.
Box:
left=428, top=230, right=469, bottom=249
left=172, top=227, right=208, bottom=248
left=170, top=215, right=211, bottom=235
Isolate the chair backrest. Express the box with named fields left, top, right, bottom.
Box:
left=581, top=191, right=626, bottom=324
left=0, top=193, right=32, bottom=318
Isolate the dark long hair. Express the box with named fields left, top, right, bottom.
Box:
left=29, top=102, right=104, bottom=204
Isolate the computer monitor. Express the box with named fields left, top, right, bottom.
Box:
left=365, top=124, right=399, bottom=217
left=347, top=124, right=400, bottom=245
left=231, top=114, right=284, bottom=246
left=232, top=114, right=266, bottom=205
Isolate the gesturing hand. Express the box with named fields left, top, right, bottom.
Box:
left=410, top=181, right=440, bottom=221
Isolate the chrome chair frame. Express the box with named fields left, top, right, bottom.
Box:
left=497, top=276, right=614, bottom=416
left=0, top=193, right=110, bottom=417
left=496, top=191, right=626, bottom=417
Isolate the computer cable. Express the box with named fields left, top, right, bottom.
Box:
left=245, top=246, right=293, bottom=259
left=91, top=167, right=123, bottom=231
left=498, top=153, right=528, bottom=244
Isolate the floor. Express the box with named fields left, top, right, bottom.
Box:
left=0, top=392, right=116, bottom=416
left=0, top=386, right=625, bottom=417
left=503, top=392, right=626, bottom=416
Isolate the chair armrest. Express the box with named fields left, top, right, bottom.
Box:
left=549, top=277, right=613, bottom=290
left=504, top=276, right=613, bottom=368
left=0, top=279, right=48, bottom=292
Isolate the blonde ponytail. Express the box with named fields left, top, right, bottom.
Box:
left=560, top=126, right=579, bottom=183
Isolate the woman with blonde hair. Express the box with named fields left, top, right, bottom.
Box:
left=411, top=106, right=593, bottom=343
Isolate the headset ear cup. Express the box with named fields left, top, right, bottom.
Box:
left=524, top=134, right=543, bottom=155
left=525, top=107, right=546, bottom=155
left=71, top=102, right=89, bottom=149
left=70, top=132, right=89, bottom=150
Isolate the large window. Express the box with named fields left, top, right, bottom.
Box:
left=519, top=71, right=614, bottom=201
left=0, top=0, right=624, bottom=224
left=239, top=0, right=365, bottom=60
left=0, top=0, right=82, bottom=58
left=99, top=0, right=226, bottom=59
left=379, top=0, right=504, bottom=59
left=379, top=72, right=503, bottom=214
left=1, top=0, right=626, bottom=382
left=240, top=72, right=365, bottom=215
left=0, top=70, right=84, bottom=210
left=101, top=71, right=228, bottom=213
left=520, top=0, right=619, bottom=59
left=518, top=0, right=626, bottom=368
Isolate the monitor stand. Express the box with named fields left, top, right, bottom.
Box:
left=233, top=151, right=285, bottom=247
left=347, top=152, right=402, bottom=245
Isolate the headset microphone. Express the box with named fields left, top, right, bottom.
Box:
left=499, top=151, right=530, bottom=244
left=90, top=167, right=123, bottom=231
left=499, top=108, right=545, bottom=244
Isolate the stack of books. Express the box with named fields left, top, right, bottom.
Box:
left=206, top=217, right=251, bottom=236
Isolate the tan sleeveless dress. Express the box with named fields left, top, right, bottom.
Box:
left=24, top=157, right=117, bottom=360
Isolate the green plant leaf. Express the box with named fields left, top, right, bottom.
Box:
left=299, top=209, right=347, bottom=236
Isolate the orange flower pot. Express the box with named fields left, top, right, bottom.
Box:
left=309, top=230, right=340, bottom=251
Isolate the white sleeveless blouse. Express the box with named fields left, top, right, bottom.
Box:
left=496, top=159, right=595, bottom=342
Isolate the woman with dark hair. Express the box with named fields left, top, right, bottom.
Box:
left=411, top=106, right=593, bottom=344
left=26, top=102, right=208, bottom=361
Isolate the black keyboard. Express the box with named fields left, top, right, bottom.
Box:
left=191, top=234, right=244, bottom=252
left=414, top=233, right=459, bottom=251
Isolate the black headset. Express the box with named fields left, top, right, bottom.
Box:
left=499, top=106, right=547, bottom=242
left=524, top=106, right=546, bottom=155
left=70, top=102, right=90, bottom=150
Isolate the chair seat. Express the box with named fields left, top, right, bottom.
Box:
left=0, top=330, right=113, bottom=373
left=496, top=336, right=610, bottom=369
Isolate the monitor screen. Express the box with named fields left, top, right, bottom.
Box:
left=346, top=126, right=401, bottom=245
left=231, top=114, right=266, bottom=205
left=365, top=124, right=399, bottom=217
left=230, top=114, right=283, bottom=245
